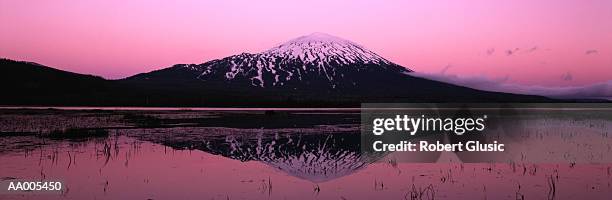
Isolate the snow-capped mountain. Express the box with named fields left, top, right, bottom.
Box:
left=3, top=47, right=555, bottom=106
left=115, top=33, right=554, bottom=105
left=173, top=32, right=411, bottom=89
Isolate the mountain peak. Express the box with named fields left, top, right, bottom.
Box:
left=285, top=32, right=348, bottom=44
left=182, top=33, right=411, bottom=88
left=263, top=33, right=391, bottom=66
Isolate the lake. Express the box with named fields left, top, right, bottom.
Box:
left=1, top=108, right=611, bottom=199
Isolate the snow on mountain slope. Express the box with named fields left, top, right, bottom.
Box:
left=264, top=32, right=391, bottom=65
left=180, top=33, right=411, bottom=88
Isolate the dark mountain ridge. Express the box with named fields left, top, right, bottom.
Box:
left=0, top=33, right=560, bottom=106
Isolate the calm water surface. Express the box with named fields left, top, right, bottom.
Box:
left=0, top=108, right=611, bottom=199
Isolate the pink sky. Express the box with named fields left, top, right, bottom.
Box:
left=1, top=0, right=611, bottom=86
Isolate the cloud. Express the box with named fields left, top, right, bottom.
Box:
left=505, top=48, right=520, bottom=56
left=501, top=46, right=540, bottom=56
left=526, top=46, right=538, bottom=53
left=561, top=72, right=573, bottom=81
left=585, top=49, right=598, bottom=55
left=440, top=64, right=452, bottom=74
left=485, top=48, right=495, bottom=56
left=410, top=72, right=612, bottom=100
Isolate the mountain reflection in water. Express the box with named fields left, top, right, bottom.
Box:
left=129, top=127, right=382, bottom=183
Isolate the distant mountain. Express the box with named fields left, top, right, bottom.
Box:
left=126, top=33, right=412, bottom=90
left=1, top=33, right=555, bottom=106
left=121, top=33, right=553, bottom=105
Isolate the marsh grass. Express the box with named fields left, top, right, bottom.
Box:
left=45, top=128, right=109, bottom=140
left=405, top=184, right=435, bottom=200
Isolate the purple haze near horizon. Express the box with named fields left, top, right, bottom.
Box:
left=1, top=0, right=611, bottom=87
